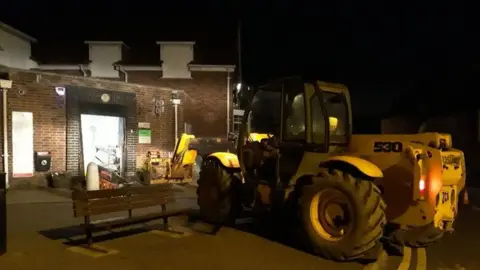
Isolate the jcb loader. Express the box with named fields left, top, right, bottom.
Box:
left=196, top=77, right=465, bottom=261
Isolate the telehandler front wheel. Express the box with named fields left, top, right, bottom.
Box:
left=196, top=158, right=241, bottom=225
left=387, top=223, right=444, bottom=248
left=299, top=170, right=386, bottom=261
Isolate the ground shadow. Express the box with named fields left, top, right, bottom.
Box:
left=186, top=210, right=380, bottom=265
left=38, top=223, right=164, bottom=247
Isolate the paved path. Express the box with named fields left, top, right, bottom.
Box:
left=0, top=187, right=478, bottom=270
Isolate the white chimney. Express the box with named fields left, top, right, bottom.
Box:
left=156, top=41, right=195, bottom=79
left=85, top=41, right=127, bottom=78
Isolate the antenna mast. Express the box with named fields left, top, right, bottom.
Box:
left=237, top=19, right=243, bottom=84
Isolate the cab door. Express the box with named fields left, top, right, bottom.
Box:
left=278, top=80, right=329, bottom=183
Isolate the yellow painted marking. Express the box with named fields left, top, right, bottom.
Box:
left=416, top=248, right=427, bottom=270
left=397, top=246, right=412, bottom=270
left=437, top=266, right=466, bottom=270
left=363, top=250, right=389, bottom=270
left=149, top=228, right=192, bottom=238
left=67, top=244, right=119, bottom=258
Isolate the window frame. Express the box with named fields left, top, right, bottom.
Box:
left=323, top=91, right=350, bottom=145
left=281, top=83, right=308, bottom=143
left=309, top=92, right=328, bottom=147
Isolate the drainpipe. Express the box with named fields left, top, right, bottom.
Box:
left=0, top=79, right=12, bottom=188
left=174, top=104, right=178, bottom=142
left=171, top=91, right=181, bottom=146
left=78, top=64, right=87, bottom=77
left=114, top=64, right=128, bottom=83
left=1, top=88, right=8, bottom=188
left=226, top=71, right=231, bottom=136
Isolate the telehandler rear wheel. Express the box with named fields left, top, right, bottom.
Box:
left=388, top=223, right=444, bottom=248
left=299, top=170, right=386, bottom=261
left=196, top=158, right=241, bottom=225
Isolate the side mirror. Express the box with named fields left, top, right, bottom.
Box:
left=233, top=88, right=239, bottom=105
left=329, top=117, right=338, bottom=133
left=233, top=83, right=253, bottom=110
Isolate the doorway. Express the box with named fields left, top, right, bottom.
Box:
left=80, top=114, right=125, bottom=175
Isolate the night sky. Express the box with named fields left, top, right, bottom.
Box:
left=1, top=0, right=476, bottom=118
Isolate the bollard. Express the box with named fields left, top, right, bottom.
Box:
left=86, top=162, right=100, bottom=191
left=0, top=172, right=6, bottom=255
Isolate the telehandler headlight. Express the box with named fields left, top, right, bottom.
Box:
left=419, top=178, right=426, bottom=199
left=419, top=179, right=426, bottom=192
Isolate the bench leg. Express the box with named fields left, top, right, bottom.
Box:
left=159, top=204, right=184, bottom=235
left=82, top=216, right=109, bottom=253
left=84, top=216, right=93, bottom=246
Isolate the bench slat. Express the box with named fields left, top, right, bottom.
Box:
left=85, top=210, right=187, bottom=231
left=72, top=184, right=176, bottom=201
left=73, top=196, right=176, bottom=217
left=73, top=190, right=174, bottom=210
left=129, top=191, right=175, bottom=202
left=73, top=196, right=129, bottom=210
left=72, top=188, right=128, bottom=200
left=128, top=197, right=176, bottom=211
left=126, top=185, right=178, bottom=195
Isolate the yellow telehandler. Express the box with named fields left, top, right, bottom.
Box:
left=140, top=134, right=198, bottom=185
left=140, top=135, right=235, bottom=185
left=196, top=77, right=465, bottom=261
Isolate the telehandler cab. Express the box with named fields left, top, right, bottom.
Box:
left=196, top=77, right=465, bottom=261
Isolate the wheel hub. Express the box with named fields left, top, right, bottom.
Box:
left=310, top=188, right=353, bottom=241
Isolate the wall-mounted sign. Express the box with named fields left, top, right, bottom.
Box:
left=101, top=93, right=110, bottom=103
left=138, top=129, right=151, bottom=144
left=153, top=98, right=165, bottom=115
left=138, top=122, right=150, bottom=129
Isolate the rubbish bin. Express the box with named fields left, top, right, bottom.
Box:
left=47, top=172, right=71, bottom=188
left=0, top=172, right=6, bottom=255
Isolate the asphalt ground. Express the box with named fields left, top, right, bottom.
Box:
left=0, top=187, right=477, bottom=270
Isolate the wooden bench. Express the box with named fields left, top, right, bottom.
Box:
left=72, top=184, right=187, bottom=249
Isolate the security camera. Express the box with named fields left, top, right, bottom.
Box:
left=0, top=79, right=12, bottom=89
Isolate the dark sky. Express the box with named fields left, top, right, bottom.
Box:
left=1, top=0, right=477, bottom=117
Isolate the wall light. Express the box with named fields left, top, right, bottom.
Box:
left=55, top=86, right=66, bottom=96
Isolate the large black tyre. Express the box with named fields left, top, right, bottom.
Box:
left=299, top=169, right=386, bottom=261
left=196, top=158, right=241, bottom=224
left=388, top=223, right=444, bottom=248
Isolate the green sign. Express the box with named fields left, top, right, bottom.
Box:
left=138, top=128, right=151, bottom=144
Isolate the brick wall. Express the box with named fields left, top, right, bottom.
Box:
left=127, top=71, right=231, bottom=137
left=44, top=69, right=232, bottom=137
left=0, top=68, right=189, bottom=186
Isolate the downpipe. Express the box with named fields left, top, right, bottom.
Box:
left=114, top=64, right=128, bottom=83
left=226, top=71, right=231, bottom=136
left=174, top=103, right=178, bottom=142
left=171, top=91, right=181, bottom=146
left=79, top=64, right=88, bottom=77
left=2, top=88, right=8, bottom=189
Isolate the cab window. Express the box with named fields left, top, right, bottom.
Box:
left=323, top=92, right=348, bottom=140
left=284, top=92, right=306, bottom=141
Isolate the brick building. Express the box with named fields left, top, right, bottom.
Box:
left=0, top=22, right=236, bottom=187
